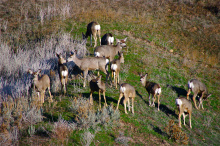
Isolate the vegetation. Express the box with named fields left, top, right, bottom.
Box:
left=0, top=0, right=219, bottom=145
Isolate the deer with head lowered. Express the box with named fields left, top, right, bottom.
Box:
left=101, top=33, right=114, bottom=45
left=67, top=50, right=109, bottom=87
left=176, top=97, right=192, bottom=129
left=82, top=21, right=101, bottom=47
left=110, top=51, right=124, bottom=89
left=94, top=38, right=127, bottom=62
left=28, top=69, right=53, bottom=105
left=187, top=79, right=211, bottom=109
left=140, top=73, right=162, bottom=111
left=56, top=53, right=68, bottom=94
left=89, top=75, right=107, bottom=109
left=116, top=83, right=136, bottom=114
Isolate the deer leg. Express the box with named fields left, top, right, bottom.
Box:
left=183, top=112, right=186, bottom=126
left=192, top=94, right=198, bottom=109
left=48, top=87, right=53, bottom=103
left=187, top=89, right=191, bottom=100
left=123, top=96, right=128, bottom=114
left=127, top=97, right=130, bottom=112
left=199, top=91, right=205, bottom=110
left=148, top=94, right=151, bottom=106
left=178, top=110, right=183, bottom=128
left=157, top=94, right=160, bottom=111
left=83, top=70, right=88, bottom=87
left=189, top=112, right=192, bottom=129
left=132, top=97, right=134, bottom=114
left=89, top=91, right=94, bottom=105
left=117, top=72, right=119, bottom=88
left=90, top=34, right=93, bottom=47
left=103, top=91, right=107, bottom=107
left=93, top=35, right=97, bottom=47
left=116, top=93, right=123, bottom=110
left=99, top=90, right=101, bottom=109
left=98, top=31, right=101, bottom=46
left=152, top=94, right=156, bottom=107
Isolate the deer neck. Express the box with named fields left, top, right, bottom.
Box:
left=72, top=55, right=82, bottom=67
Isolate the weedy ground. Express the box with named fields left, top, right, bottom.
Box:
left=0, top=0, right=219, bottom=145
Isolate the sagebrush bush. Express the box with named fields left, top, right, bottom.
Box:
left=69, top=97, right=120, bottom=130
left=51, top=117, right=76, bottom=145
left=165, top=120, right=189, bottom=145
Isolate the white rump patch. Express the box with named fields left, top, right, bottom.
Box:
left=175, top=99, right=182, bottom=106
left=108, top=37, right=114, bottom=44
left=94, top=52, right=100, bottom=57
left=95, top=25, right=101, bottom=30
left=62, top=70, right=68, bottom=77
left=111, top=64, right=117, bottom=71
left=120, top=86, right=126, bottom=93
left=188, top=81, right=194, bottom=89
left=155, top=88, right=161, bottom=94
left=106, top=59, right=109, bottom=64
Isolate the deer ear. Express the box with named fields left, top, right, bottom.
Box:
left=123, top=37, right=127, bottom=41
left=37, top=69, right=42, bottom=74
left=56, top=53, right=60, bottom=57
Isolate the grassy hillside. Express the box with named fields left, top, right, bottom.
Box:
left=0, top=0, right=219, bottom=145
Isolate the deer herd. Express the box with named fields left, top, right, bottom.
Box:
left=28, top=21, right=211, bottom=129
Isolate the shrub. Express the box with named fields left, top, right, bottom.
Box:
left=165, top=120, right=189, bottom=145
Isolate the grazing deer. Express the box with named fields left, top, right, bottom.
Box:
left=67, top=50, right=109, bottom=87
left=101, top=33, right=114, bottom=45
left=140, top=73, right=161, bottom=111
left=116, top=83, right=136, bottom=114
left=89, top=75, right=107, bottom=109
left=56, top=53, right=68, bottom=94
left=175, top=97, right=192, bottom=128
left=94, top=38, right=127, bottom=62
left=28, top=69, right=53, bottom=105
left=187, top=79, right=211, bottom=109
left=110, top=51, right=124, bottom=89
left=82, top=21, right=101, bottom=47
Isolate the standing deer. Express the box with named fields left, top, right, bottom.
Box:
left=89, top=75, right=107, bottom=109
left=116, top=83, right=136, bottom=114
left=67, top=50, right=109, bottom=87
left=56, top=53, right=68, bottom=94
left=28, top=69, right=53, bottom=105
left=110, top=51, right=124, bottom=89
left=140, top=73, right=162, bottom=111
left=176, top=97, right=192, bottom=128
left=94, top=38, right=127, bottom=62
left=101, top=33, right=114, bottom=45
left=187, top=79, right=211, bottom=109
left=82, top=21, right=101, bottom=47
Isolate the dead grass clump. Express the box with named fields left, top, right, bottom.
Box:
left=165, top=120, right=189, bottom=145
left=51, top=117, right=75, bottom=145
left=0, top=95, right=43, bottom=145
left=69, top=97, right=120, bottom=130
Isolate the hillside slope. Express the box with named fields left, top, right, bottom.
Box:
left=0, top=0, right=219, bottom=145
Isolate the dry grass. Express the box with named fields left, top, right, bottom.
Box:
left=165, top=120, right=189, bottom=145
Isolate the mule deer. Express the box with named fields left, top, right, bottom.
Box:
left=176, top=97, right=192, bottom=128
left=140, top=73, right=161, bottom=111
left=110, top=51, right=124, bottom=89
left=89, top=75, right=107, bottom=109
left=101, top=33, right=114, bottom=45
left=67, top=50, right=109, bottom=87
left=94, top=38, right=127, bottom=62
left=82, top=21, right=101, bottom=47
left=28, top=69, right=53, bottom=105
left=56, top=53, right=68, bottom=94
left=187, top=79, right=211, bottom=109
left=116, top=83, right=136, bottom=114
